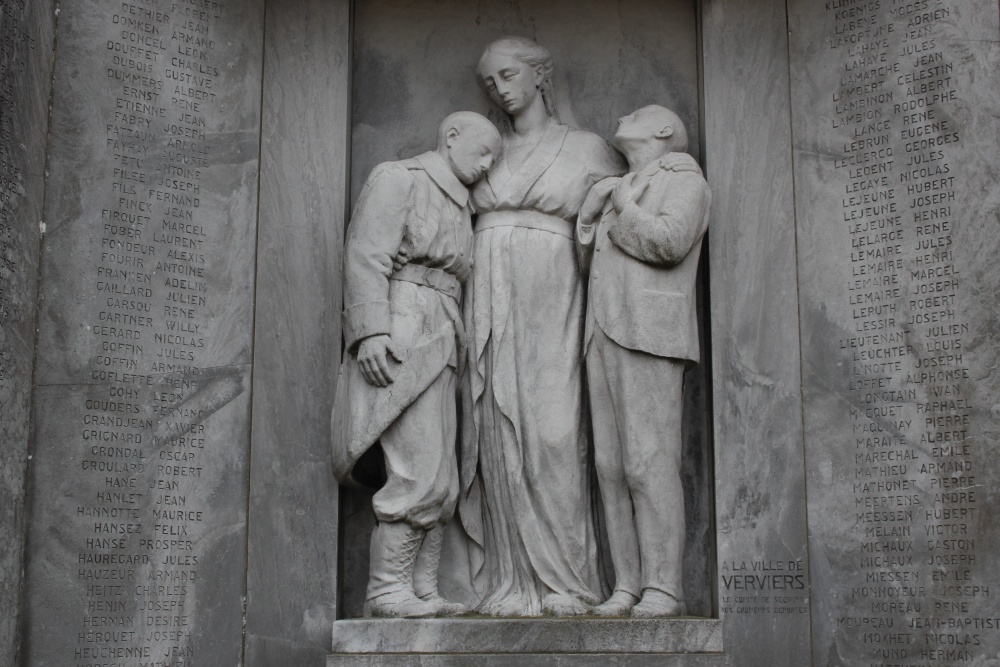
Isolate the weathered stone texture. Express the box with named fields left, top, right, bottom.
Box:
left=702, top=0, right=814, bottom=665
left=245, top=0, right=352, bottom=663
left=21, top=1, right=264, bottom=664
left=790, top=1, right=1000, bottom=664
left=344, top=0, right=713, bottom=621
left=0, top=0, right=55, bottom=663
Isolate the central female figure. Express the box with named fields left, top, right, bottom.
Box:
left=461, top=36, right=625, bottom=617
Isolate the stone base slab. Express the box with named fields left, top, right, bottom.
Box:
left=328, top=654, right=729, bottom=667
left=330, top=618, right=723, bottom=655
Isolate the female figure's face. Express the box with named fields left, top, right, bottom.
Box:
left=478, top=51, right=542, bottom=116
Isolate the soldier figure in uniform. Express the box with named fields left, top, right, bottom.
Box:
left=332, top=112, right=500, bottom=618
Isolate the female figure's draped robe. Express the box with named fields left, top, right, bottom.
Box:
left=460, top=121, right=624, bottom=615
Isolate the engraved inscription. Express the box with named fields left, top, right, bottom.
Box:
left=800, top=0, right=998, bottom=663
left=78, top=3, right=224, bottom=659
left=24, top=1, right=254, bottom=664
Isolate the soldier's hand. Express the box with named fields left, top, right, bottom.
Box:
left=392, top=246, right=411, bottom=272
left=579, top=177, right=620, bottom=228
left=357, top=335, right=403, bottom=387
left=612, top=175, right=649, bottom=214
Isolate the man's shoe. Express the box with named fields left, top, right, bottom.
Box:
left=593, top=590, right=640, bottom=616
left=418, top=592, right=467, bottom=617
left=631, top=589, right=685, bottom=618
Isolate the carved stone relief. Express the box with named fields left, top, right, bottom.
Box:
left=334, top=36, right=710, bottom=621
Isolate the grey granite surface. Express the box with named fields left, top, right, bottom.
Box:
left=21, top=1, right=264, bottom=664
left=244, top=0, right=348, bottom=664
left=0, top=0, right=55, bottom=663
left=350, top=0, right=702, bottom=207
left=702, top=0, right=814, bottom=666
left=7, top=1, right=998, bottom=666
left=789, top=1, right=1000, bottom=664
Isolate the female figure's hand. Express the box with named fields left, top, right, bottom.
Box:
left=579, top=177, right=621, bottom=228
left=392, top=246, right=411, bottom=272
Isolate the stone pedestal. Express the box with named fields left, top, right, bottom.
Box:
left=331, top=618, right=722, bottom=654
left=328, top=619, right=726, bottom=666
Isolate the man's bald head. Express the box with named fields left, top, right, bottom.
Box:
left=437, top=111, right=501, bottom=151
left=639, top=105, right=688, bottom=152
left=436, top=111, right=501, bottom=185
left=614, top=105, right=689, bottom=155
left=612, top=105, right=690, bottom=170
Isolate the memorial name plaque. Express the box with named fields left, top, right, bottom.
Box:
left=22, top=0, right=263, bottom=665
left=790, top=1, right=1000, bottom=664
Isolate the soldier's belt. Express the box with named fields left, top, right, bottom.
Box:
left=475, top=211, right=574, bottom=240
left=391, top=263, right=462, bottom=301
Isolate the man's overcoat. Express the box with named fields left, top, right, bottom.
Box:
left=332, top=151, right=472, bottom=489
left=580, top=152, right=711, bottom=362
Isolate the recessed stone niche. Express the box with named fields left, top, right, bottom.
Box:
left=338, top=0, right=716, bottom=628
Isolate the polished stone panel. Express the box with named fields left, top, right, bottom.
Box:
left=789, top=1, right=1000, bottom=664
left=245, top=0, right=348, bottom=664
left=21, top=1, right=264, bottom=664
left=10, top=1, right=1000, bottom=665
left=0, top=0, right=55, bottom=662
left=702, top=0, right=814, bottom=666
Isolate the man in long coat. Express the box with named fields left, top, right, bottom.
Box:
left=332, top=112, right=499, bottom=618
left=577, top=105, right=711, bottom=617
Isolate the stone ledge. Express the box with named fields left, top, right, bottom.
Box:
left=330, top=617, right=723, bottom=655
left=328, top=654, right=730, bottom=667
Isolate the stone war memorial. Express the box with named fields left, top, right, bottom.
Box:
left=0, top=0, right=997, bottom=665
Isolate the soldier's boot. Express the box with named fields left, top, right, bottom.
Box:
left=413, top=525, right=467, bottom=616
left=363, top=521, right=438, bottom=618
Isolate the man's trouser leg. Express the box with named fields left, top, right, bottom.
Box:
left=588, top=331, right=641, bottom=602
left=590, top=327, right=686, bottom=606
left=366, top=369, right=459, bottom=616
